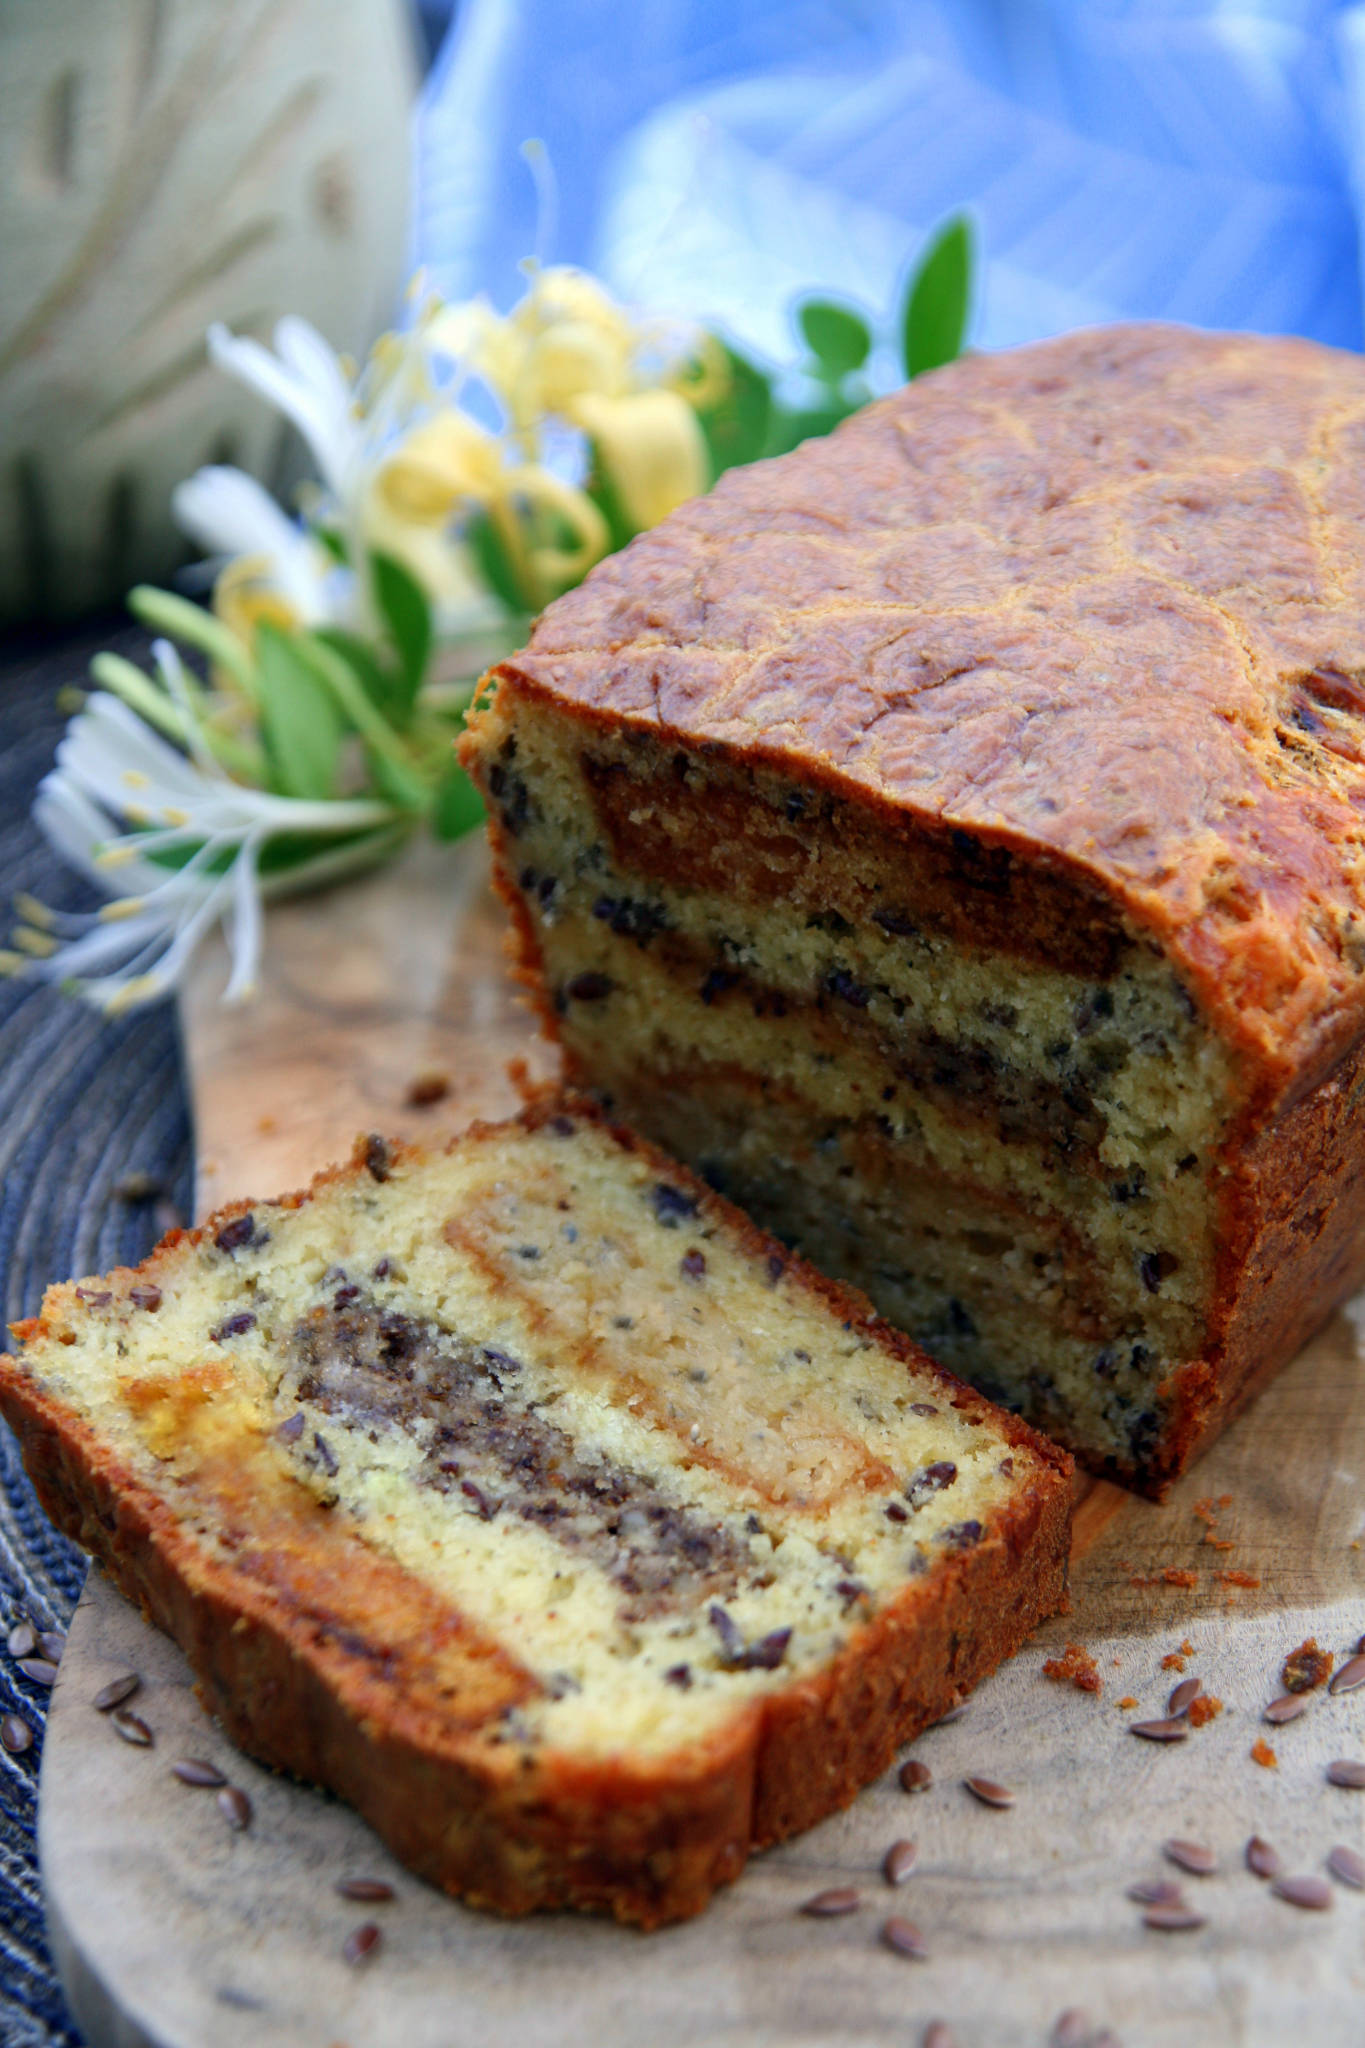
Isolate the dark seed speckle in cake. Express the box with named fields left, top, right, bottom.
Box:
left=1327, top=1845, right=1365, bottom=1888
left=680, top=1249, right=707, bottom=1280
left=1271, top=1874, right=1332, bottom=1911
left=337, top=1878, right=396, bottom=1902
left=173, top=1759, right=226, bottom=1788
left=1163, top=1839, right=1217, bottom=1876
left=1326, top=1759, right=1365, bottom=1788
left=363, top=1135, right=392, bottom=1183
left=214, top=1212, right=261, bottom=1256
left=1, top=1714, right=33, bottom=1755
left=800, top=1887, right=860, bottom=1917
left=964, top=1776, right=1014, bottom=1808
left=881, top=1915, right=929, bottom=1959
left=1246, top=1837, right=1282, bottom=1879
left=651, top=1183, right=699, bottom=1226
left=93, top=1673, right=140, bottom=1712
left=899, top=1759, right=932, bottom=1794
left=211, top=1311, right=256, bottom=1342
left=883, top=1840, right=917, bottom=1885
left=217, top=1786, right=252, bottom=1829
left=129, top=1285, right=162, bottom=1312
left=112, top=1711, right=153, bottom=1747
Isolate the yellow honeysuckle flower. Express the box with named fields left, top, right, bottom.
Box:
left=369, top=413, right=505, bottom=523
left=569, top=388, right=709, bottom=534
left=491, top=465, right=610, bottom=610
left=212, top=554, right=300, bottom=640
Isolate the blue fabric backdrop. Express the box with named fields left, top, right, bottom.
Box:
left=419, top=0, right=1365, bottom=370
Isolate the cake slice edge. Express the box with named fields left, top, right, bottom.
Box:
left=0, top=1101, right=1073, bottom=1927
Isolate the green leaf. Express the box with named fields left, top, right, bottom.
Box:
left=902, top=213, right=974, bottom=381
left=364, top=743, right=431, bottom=814
left=765, top=400, right=857, bottom=458
left=313, top=524, right=350, bottom=566
left=584, top=450, right=636, bottom=553
left=466, top=507, right=534, bottom=616
left=797, top=299, right=872, bottom=380
left=314, top=627, right=408, bottom=728
left=431, top=762, right=487, bottom=841
left=695, top=342, right=774, bottom=479
left=255, top=622, right=344, bottom=800
left=369, top=550, right=432, bottom=714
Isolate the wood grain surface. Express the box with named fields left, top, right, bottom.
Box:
left=39, top=838, right=1365, bottom=2045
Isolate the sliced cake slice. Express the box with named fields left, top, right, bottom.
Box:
left=0, top=1100, right=1070, bottom=1928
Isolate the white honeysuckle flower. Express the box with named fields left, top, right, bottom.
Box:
left=207, top=318, right=362, bottom=500
left=172, top=468, right=343, bottom=627
left=8, top=694, right=401, bottom=1013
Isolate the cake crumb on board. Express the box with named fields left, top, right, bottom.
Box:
left=1042, top=1643, right=1101, bottom=1693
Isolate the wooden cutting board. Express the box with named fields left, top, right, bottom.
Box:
left=38, top=838, right=1365, bottom=2046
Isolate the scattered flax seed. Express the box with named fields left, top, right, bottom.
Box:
left=1127, top=1879, right=1184, bottom=1906
left=217, top=1786, right=252, bottom=1830
left=963, top=1776, right=1015, bottom=1808
left=1042, top=1642, right=1101, bottom=1693
left=923, top=2025, right=958, bottom=2048
left=93, top=1673, right=140, bottom=1712
left=172, top=1759, right=226, bottom=1788
left=882, top=1840, right=918, bottom=1886
left=899, top=1759, right=932, bottom=1794
left=16, top=1658, right=58, bottom=1687
left=1117, top=1695, right=1139, bottom=1710
left=336, top=1879, right=396, bottom=1903
left=1327, top=1845, right=1365, bottom=1889
left=1282, top=1638, right=1333, bottom=1693
left=1168, top=1677, right=1202, bottom=1717
left=1, top=1715, right=33, bottom=1755
left=1161, top=1651, right=1186, bottom=1673
left=1214, top=1570, right=1260, bottom=1589
left=1143, top=1903, right=1206, bottom=1932
left=1326, top=1760, right=1365, bottom=1789
left=1187, top=1694, right=1223, bottom=1728
left=342, top=1923, right=382, bottom=1966
left=934, top=1701, right=969, bottom=1726
left=1271, top=1874, right=1333, bottom=1911
left=1130, top=1718, right=1189, bottom=1743
left=881, top=1915, right=929, bottom=1959
left=1164, top=1840, right=1217, bottom=1877
left=404, top=1070, right=450, bottom=1108
left=111, top=1710, right=153, bottom=1747
left=1328, top=1652, right=1365, bottom=1696
left=1246, top=1837, right=1282, bottom=1879
left=801, top=1887, right=860, bottom=1917
left=1264, top=1695, right=1307, bottom=1726
left=1051, top=2012, right=1098, bottom=2048
left=7, top=1622, right=36, bottom=1659
left=1250, top=1740, right=1278, bottom=1769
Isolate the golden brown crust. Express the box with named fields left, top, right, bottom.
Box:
left=0, top=1104, right=1072, bottom=1927
left=471, top=325, right=1365, bottom=1104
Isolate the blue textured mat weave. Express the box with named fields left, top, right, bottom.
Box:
left=0, top=630, right=195, bottom=2047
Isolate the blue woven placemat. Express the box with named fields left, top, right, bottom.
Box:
left=0, top=629, right=195, bottom=2047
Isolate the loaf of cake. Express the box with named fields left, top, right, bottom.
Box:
left=462, top=324, right=1365, bottom=1495
left=0, top=1102, right=1070, bottom=1926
